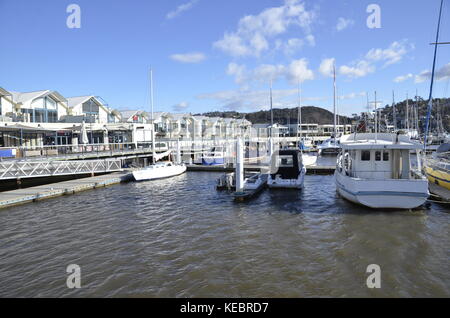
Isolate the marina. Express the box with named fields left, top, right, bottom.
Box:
left=1, top=0, right=449, bottom=301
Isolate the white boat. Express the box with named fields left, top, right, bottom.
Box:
left=335, top=133, right=429, bottom=209
left=132, top=161, right=186, bottom=181
left=302, top=152, right=317, bottom=166
left=268, top=149, right=306, bottom=189
left=318, top=137, right=341, bottom=155
left=202, top=146, right=225, bottom=165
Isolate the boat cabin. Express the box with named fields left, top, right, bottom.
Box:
left=338, top=133, right=422, bottom=180
left=270, top=149, right=303, bottom=180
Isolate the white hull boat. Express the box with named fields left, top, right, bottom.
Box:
left=318, top=138, right=341, bottom=155
left=302, top=153, right=317, bottom=166
left=268, top=149, right=306, bottom=189
left=132, top=162, right=186, bottom=181
left=335, top=133, right=429, bottom=209
left=335, top=171, right=429, bottom=209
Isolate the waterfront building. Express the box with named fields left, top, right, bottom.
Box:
left=120, top=110, right=149, bottom=124
left=66, top=96, right=112, bottom=124
left=10, top=90, right=69, bottom=123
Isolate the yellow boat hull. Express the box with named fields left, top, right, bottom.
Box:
left=425, top=166, right=450, bottom=191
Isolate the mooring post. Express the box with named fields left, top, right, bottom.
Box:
left=235, top=138, right=244, bottom=193
left=176, top=139, right=181, bottom=164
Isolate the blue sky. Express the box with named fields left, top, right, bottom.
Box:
left=0, top=0, right=449, bottom=116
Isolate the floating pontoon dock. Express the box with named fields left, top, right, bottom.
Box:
left=0, top=172, right=132, bottom=210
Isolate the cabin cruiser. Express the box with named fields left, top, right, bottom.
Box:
left=132, top=161, right=186, bottom=181
left=202, top=146, right=225, bottom=166
left=267, top=149, right=306, bottom=189
left=318, top=137, right=341, bottom=155
left=335, top=133, right=429, bottom=209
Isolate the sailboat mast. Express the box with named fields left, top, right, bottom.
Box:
left=270, top=79, right=274, bottom=137
left=424, top=0, right=444, bottom=149
left=406, top=92, right=409, bottom=131
left=333, top=63, right=337, bottom=143
left=374, top=91, right=378, bottom=143
left=150, top=68, right=155, bottom=164
left=298, top=80, right=302, bottom=140
left=392, top=91, right=397, bottom=131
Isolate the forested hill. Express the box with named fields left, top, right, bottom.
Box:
left=195, top=106, right=352, bottom=125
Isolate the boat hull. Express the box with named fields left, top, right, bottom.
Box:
left=132, top=165, right=187, bottom=181
left=425, top=165, right=450, bottom=191
left=202, top=157, right=225, bottom=166
left=335, top=171, right=429, bottom=209
left=267, top=171, right=305, bottom=189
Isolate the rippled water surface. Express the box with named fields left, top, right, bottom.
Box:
left=0, top=171, right=449, bottom=297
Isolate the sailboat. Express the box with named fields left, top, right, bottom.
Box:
left=423, top=0, right=450, bottom=198
left=335, top=133, right=429, bottom=209
left=318, top=63, right=341, bottom=156
left=132, top=69, right=186, bottom=181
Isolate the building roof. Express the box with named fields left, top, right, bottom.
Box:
left=11, top=90, right=67, bottom=105
left=0, top=87, right=11, bottom=96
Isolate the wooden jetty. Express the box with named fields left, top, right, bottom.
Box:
left=0, top=171, right=132, bottom=210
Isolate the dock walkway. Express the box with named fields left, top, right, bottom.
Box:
left=0, top=171, right=132, bottom=210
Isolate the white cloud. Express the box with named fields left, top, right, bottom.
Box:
left=394, top=73, right=413, bottom=83
left=305, top=34, right=315, bottom=46
left=339, top=40, right=413, bottom=79
left=166, top=0, right=199, bottom=20
left=226, top=63, right=248, bottom=85
left=319, top=58, right=335, bottom=77
left=339, top=60, right=375, bottom=78
left=172, top=101, right=189, bottom=112
left=365, top=40, right=413, bottom=67
left=226, top=59, right=315, bottom=87
left=415, top=63, right=450, bottom=83
left=170, top=52, right=206, bottom=63
left=213, top=0, right=317, bottom=58
left=336, top=17, right=354, bottom=32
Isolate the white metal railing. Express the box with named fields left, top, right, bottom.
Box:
left=0, top=159, right=123, bottom=180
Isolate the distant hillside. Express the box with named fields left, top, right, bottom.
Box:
left=379, top=97, right=450, bottom=131
left=195, top=106, right=352, bottom=125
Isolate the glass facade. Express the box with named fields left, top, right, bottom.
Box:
left=22, top=96, right=59, bottom=123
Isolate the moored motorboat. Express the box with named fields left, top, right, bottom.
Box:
left=202, top=146, right=225, bottom=166
left=268, top=149, right=306, bottom=189
left=335, top=133, right=429, bottom=209
left=318, top=137, right=341, bottom=155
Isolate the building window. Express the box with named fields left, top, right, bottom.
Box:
left=361, top=151, right=371, bottom=161
left=383, top=151, right=389, bottom=161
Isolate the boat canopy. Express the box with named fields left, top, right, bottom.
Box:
left=270, top=149, right=302, bottom=179
left=340, top=133, right=422, bottom=150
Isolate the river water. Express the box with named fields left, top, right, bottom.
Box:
left=0, top=167, right=449, bottom=297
